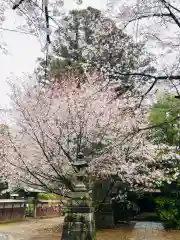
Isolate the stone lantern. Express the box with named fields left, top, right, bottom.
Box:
left=71, top=152, right=88, bottom=190
left=61, top=152, right=96, bottom=240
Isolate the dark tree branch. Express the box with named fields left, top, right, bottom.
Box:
left=30, top=0, right=60, bottom=28
left=138, top=78, right=158, bottom=107
left=44, top=2, right=51, bottom=44
left=175, top=95, right=180, bottom=99
left=0, top=27, right=36, bottom=36
left=125, top=13, right=171, bottom=26
left=59, top=144, right=74, bottom=163
left=140, top=115, right=180, bottom=132
left=119, top=72, right=180, bottom=80
left=165, top=1, right=180, bottom=14
left=119, top=72, right=180, bottom=103
left=15, top=105, right=73, bottom=191
left=44, top=47, right=49, bottom=84
left=33, top=133, right=73, bottom=189
left=169, top=79, right=180, bottom=96
left=12, top=0, right=25, bottom=9
left=160, top=0, right=180, bottom=29
left=7, top=137, right=52, bottom=193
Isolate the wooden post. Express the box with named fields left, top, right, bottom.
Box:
left=33, top=193, right=38, bottom=218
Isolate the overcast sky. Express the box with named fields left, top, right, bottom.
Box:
left=0, top=11, right=40, bottom=109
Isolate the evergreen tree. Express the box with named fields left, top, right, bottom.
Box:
left=36, top=7, right=155, bottom=89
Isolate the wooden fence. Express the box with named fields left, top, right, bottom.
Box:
left=0, top=199, right=26, bottom=222
left=0, top=199, right=63, bottom=223
left=35, top=200, right=62, bottom=218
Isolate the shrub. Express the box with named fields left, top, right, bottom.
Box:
left=154, top=195, right=180, bottom=229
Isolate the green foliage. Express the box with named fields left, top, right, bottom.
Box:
left=149, top=92, right=180, bottom=146
left=148, top=92, right=180, bottom=180
left=37, top=7, right=153, bottom=86
left=154, top=195, right=180, bottom=228
left=0, top=124, right=9, bottom=134
left=50, top=58, right=84, bottom=76
left=149, top=92, right=180, bottom=229
left=38, top=193, right=61, bottom=200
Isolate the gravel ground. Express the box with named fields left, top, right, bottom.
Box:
left=0, top=217, right=63, bottom=240
left=0, top=218, right=180, bottom=240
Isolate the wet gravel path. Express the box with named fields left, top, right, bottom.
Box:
left=0, top=218, right=180, bottom=240
left=0, top=217, right=63, bottom=240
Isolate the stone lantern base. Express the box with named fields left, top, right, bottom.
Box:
left=61, top=187, right=96, bottom=240
left=61, top=209, right=96, bottom=239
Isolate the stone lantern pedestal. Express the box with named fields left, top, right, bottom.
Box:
left=61, top=152, right=96, bottom=240
left=61, top=182, right=96, bottom=240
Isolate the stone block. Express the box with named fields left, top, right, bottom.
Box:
left=95, top=212, right=114, bottom=229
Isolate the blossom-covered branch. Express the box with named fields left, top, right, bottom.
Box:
left=0, top=73, right=171, bottom=195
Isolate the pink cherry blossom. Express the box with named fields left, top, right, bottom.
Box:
left=0, top=73, right=172, bottom=194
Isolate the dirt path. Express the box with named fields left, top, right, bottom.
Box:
left=0, top=217, right=63, bottom=240
left=0, top=218, right=179, bottom=240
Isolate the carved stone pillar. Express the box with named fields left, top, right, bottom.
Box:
left=61, top=182, right=96, bottom=240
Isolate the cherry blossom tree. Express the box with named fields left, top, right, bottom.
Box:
left=0, top=72, right=170, bottom=196
left=111, top=0, right=180, bottom=96
left=0, top=0, right=85, bottom=47
left=0, top=0, right=178, bottom=195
